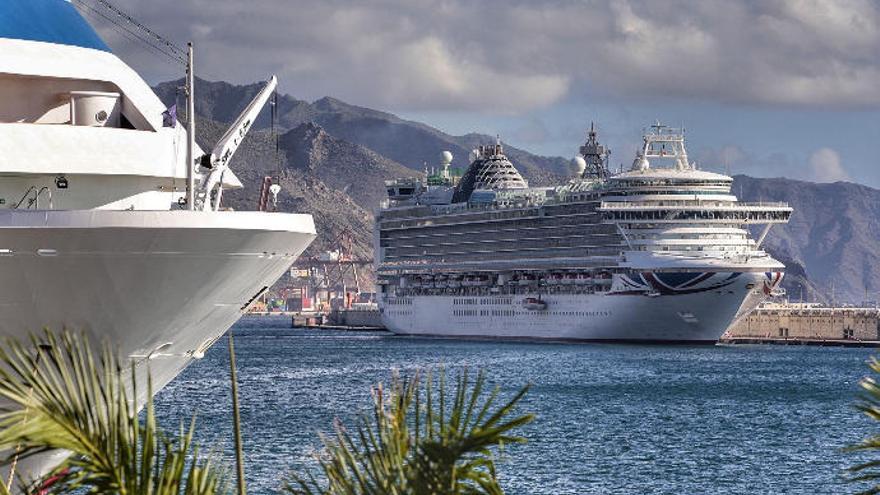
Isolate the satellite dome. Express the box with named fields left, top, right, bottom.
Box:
left=570, top=155, right=587, bottom=176
left=632, top=154, right=650, bottom=171
left=441, top=151, right=453, bottom=164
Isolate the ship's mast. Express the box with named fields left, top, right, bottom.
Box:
left=186, top=42, right=195, bottom=210
left=636, top=121, right=690, bottom=171
left=578, top=122, right=610, bottom=180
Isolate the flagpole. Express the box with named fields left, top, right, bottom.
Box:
left=186, top=42, right=196, bottom=211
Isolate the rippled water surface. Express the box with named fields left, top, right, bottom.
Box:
left=154, top=316, right=877, bottom=494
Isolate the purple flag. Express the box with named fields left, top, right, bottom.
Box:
left=162, top=104, right=177, bottom=127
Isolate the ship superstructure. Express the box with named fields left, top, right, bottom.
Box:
left=0, top=0, right=316, bottom=480
left=375, top=123, right=791, bottom=342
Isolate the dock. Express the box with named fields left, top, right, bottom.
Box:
left=723, top=302, right=880, bottom=347
left=287, top=308, right=384, bottom=330
left=719, top=336, right=880, bottom=347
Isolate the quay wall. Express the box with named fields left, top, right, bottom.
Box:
left=328, top=309, right=384, bottom=328
left=725, top=305, right=880, bottom=342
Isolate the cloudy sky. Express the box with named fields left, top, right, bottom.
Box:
left=84, top=0, right=880, bottom=186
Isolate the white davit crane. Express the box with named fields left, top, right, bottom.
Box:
left=197, top=75, right=278, bottom=211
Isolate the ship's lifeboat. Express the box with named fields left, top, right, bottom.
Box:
left=596, top=272, right=613, bottom=285
left=549, top=273, right=565, bottom=285
left=522, top=297, right=547, bottom=311
left=574, top=273, right=592, bottom=285
left=447, top=275, right=462, bottom=289
left=518, top=274, right=537, bottom=286
left=462, top=275, right=479, bottom=287
left=461, top=274, right=490, bottom=287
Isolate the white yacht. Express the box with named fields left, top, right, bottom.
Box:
left=0, top=0, right=314, bottom=434
left=376, top=124, right=791, bottom=342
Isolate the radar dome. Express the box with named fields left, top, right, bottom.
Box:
left=632, top=154, right=650, bottom=171
left=570, top=155, right=587, bottom=176
left=441, top=151, right=453, bottom=164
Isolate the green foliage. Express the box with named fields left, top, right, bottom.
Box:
left=0, top=331, right=534, bottom=495
left=285, top=368, right=534, bottom=495
left=847, top=357, right=880, bottom=494
left=0, top=330, right=228, bottom=495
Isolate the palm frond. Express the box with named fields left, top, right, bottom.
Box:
left=846, top=357, right=880, bottom=493
left=0, top=329, right=228, bottom=495
left=285, top=368, right=534, bottom=495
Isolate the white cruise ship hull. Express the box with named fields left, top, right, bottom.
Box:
left=0, top=209, right=315, bottom=483
left=0, top=209, right=315, bottom=394
left=381, top=271, right=770, bottom=343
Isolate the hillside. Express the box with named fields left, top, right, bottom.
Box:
left=278, top=122, right=418, bottom=211
left=734, top=176, right=880, bottom=304
left=155, top=78, right=567, bottom=185
left=193, top=119, right=375, bottom=261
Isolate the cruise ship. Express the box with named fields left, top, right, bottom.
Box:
left=0, top=0, right=315, bottom=477
left=375, top=124, right=792, bottom=342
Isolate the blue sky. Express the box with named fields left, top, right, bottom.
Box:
left=91, top=0, right=880, bottom=187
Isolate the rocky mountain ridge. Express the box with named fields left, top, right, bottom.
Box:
left=163, top=78, right=875, bottom=303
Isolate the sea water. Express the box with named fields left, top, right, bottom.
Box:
left=154, top=316, right=878, bottom=494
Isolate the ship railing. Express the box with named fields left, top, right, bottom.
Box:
left=599, top=200, right=790, bottom=209
left=380, top=187, right=609, bottom=222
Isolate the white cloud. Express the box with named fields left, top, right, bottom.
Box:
left=694, top=145, right=851, bottom=183
left=84, top=0, right=880, bottom=113
left=809, top=147, right=849, bottom=182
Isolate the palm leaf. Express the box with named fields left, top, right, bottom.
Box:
left=285, top=368, right=534, bottom=495
left=0, top=329, right=228, bottom=495
left=845, top=358, right=880, bottom=494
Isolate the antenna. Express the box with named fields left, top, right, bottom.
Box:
left=831, top=280, right=836, bottom=307
left=185, top=42, right=195, bottom=210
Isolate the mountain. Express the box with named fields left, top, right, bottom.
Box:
left=277, top=122, right=418, bottom=211
left=192, top=119, right=376, bottom=261
left=152, top=78, right=314, bottom=131
left=154, top=78, right=567, bottom=185
left=734, top=176, right=880, bottom=304
left=164, top=78, right=879, bottom=304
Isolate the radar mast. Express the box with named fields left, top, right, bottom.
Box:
left=634, top=122, right=691, bottom=171
left=578, top=122, right=610, bottom=180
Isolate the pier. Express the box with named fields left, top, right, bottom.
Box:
left=722, top=302, right=880, bottom=347
left=284, top=308, right=384, bottom=330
